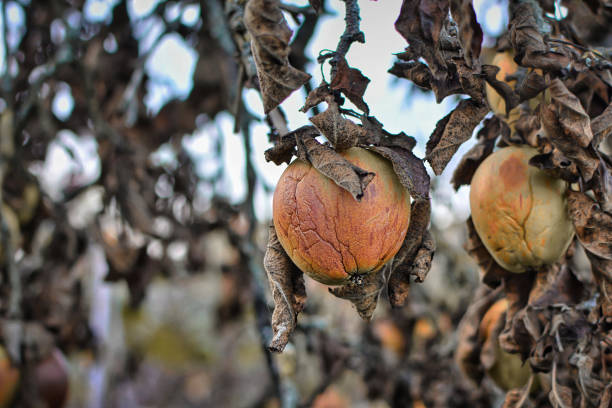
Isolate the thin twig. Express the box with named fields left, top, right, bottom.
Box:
left=330, top=0, right=364, bottom=77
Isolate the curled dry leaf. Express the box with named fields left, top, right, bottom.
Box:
left=540, top=80, right=599, bottom=181
left=264, top=126, right=319, bottom=165
left=516, top=70, right=548, bottom=102
left=329, top=56, right=371, bottom=114
left=529, top=150, right=580, bottom=183
left=328, top=269, right=385, bottom=320
left=465, top=217, right=509, bottom=288
left=426, top=98, right=488, bottom=175
left=263, top=225, right=306, bottom=352
left=591, top=103, right=612, bottom=149
left=482, top=64, right=520, bottom=115
left=449, top=0, right=483, bottom=68
left=387, top=61, right=433, bottom=90
left=296, top=133, right=375, bottom=201
left=567, top=191, right=612, bottom=267
left=244, top=0, right=311, bottom=113
left=366, top=145, right=430, bottom=200
left=508, top=2, right=571, bottom=72
left=387, top=200, right=432, bottom=307
left=309, top=100, right=367, bottom=150
left=451, top=116, right=501, bottom=190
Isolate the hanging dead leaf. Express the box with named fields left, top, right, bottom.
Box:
left=451, top=116, right=500, bottom=190
left=509, top=3, right=571, bottom=72
left=426, top=98, right=488, bottom=175
left=309, top=100, right=367, bottom=150
left=539, top=82, right=599, bottom=181
left=265, top=126, right=319, bottom=165
left=263, top=224, right=307, bottom=352
left=592, top=103, right=612, bottom=149
left=465, top=217, right=510, bottom=288
left=482, top=64, right=520, bottom=115
left=244, top=0, right=311, bottom=113
left=449, top=0, right=483, bottom=68
left=388, top=200, right=432, bottom=307
left=295, top=134, right=374, bottom=200
left=328, top=269, right=384, bottom=320
left=567, top=191, right=612, bottom=263
left=387, top=61, right=433, bottom=91
left=329, top=56, right=371, bottom=114
left=516, top=70, right=548, bottom=102
left=366, top=145, right=430, bottom=200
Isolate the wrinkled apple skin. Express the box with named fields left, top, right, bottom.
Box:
left=273, top=148, right=410, bottom=285
left=470, top=145, right=574, bottom=273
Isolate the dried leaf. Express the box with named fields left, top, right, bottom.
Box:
left=366, top=145, right=430, bottom=200
left=509, top=3, right=571, bottom=72
left=387, top=61, right=433, bottom=90
left=265, top=125, right=319, bottom=165
left=309, top=101, right=367, bottom=150
left=528, top=150, right=580, bottom=183
left=244, top=0, right=311, bottom=113
left=482, top=64, right=520, bottom=115
left=540, top=82, right=599, bottom=181
left=426, top=98, right=488, bottom=175
left=329, top=56, right=371, bottom=114
left=301, top=81, right=333, bottom=113
left=549, top=382, right=574, bottom=408
left=590, top=157, right=612, bottom=214
left=296, top=134, right=375, bottom=200
left=592, top=103, right=612, bottom=149
left=308, top=0, right=323, bottom=14
left=263, top=225, right=307, bottom=352
left=516, top=70, right=548, bottom=102
left=328, top=270, right=384, bottom=320
left=450, top=0, right=483, bottom=68
left=465, top=217, right=509, bottom=288
left=451, top=116, right=500, bottom=190
left=600, top=383, right=612, bottom=408
left=567, top=191, right=612, bottom=262
left=388, top=200, right=432, bottom=307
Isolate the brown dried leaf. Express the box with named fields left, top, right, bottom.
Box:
left=516, top=70, right=548, bottom=102
left=329, top=57, right=371, bottom=114
left=300, top=81, right=333, bottom=113
left=540, top=82, right=599, bottom=181
left=263, top=225, right=307, bottom=352
left=328, top=270, right=384, bottom=320
left=482, top=64, right=520, bottom=115
left=465, top=217, right=510, bottom=287
left=388, top=200, right=432, bottom=307
left=528, top=263, right=586, bottom=309
left=387, top=61, right=433, bottom=90
left=499, top=272, right=536, bottom=356
left=600, top=383, right=612, bottom=408
left=308, top=0, right=323, bottom=14
left=309, top=101, right=367, bottom=150
left=502, top=384, right=534, bottom=408
left=592, top=103, right=612, bottom=149
left=590, top=157, right=612, bottom=214
left=451, top=116, right=500, bottom=190
left=528, top=150, right=580, bottom=183
left=366, top=145, right=430, bottom=200
left=426, top=99, right=488, bottom=175
left=296, top=134, right=375, bottom=200
left=549, top=381, right=574, bottom=408
left=567, top=191, right=612, bottom=262
left=264, top=125, right=319, bottom=165
left=509, top=3, right=571, bottom=72
left=450, top=0, right=483, bottom=68
left=244, top=0, right=311, bottom=113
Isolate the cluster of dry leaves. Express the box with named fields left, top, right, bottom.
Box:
left=255, top=0, right=612, bottom=406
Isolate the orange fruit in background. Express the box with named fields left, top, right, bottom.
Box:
left=0, top=346, right=19, bottom=408
left=273, top=147, right=410, bottom=285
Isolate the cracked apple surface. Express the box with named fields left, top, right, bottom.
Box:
left=273, top=147, right=410, bottom=285
left=470, top=145, right=574, bottom=273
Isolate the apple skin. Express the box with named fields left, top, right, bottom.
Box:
left=470, top=145, right=574, bottom=273
left=273, top=147, right=410, bottom=285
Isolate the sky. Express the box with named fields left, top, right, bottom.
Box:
left=0, top=0, right=512, bottom=228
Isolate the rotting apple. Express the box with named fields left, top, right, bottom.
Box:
left=479, top=299, right=535, bottom=391
left=0, top=346, right=19, bottom=408
left=470, top=145, right=574, bottom=273
left=273, top=147, right=410, bottom=285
